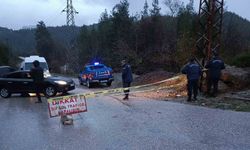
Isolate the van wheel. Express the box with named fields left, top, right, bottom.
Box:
left=0, top=88, right=11, bottom=98
left=44, top=86, right=57, bottom=97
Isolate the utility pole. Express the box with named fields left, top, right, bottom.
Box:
left=62, top=0, right=78, bottom=26
left=196, top=0, right=224, bottom=64
left=61, top=0, right=79, bottom=124
left=195, top=0, right=224, bottom=92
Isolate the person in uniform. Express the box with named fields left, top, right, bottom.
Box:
left=205, top=52, right=225, bottom=97
left=181, top=57, right=202, bottom=101
left=121, top=60, right=133, bottom=100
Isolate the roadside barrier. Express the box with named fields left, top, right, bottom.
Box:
left=47, top=74, right=187, bottom=118
left=79, top=74, right=186, bottom=98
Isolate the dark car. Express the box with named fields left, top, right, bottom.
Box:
left=0, top=71, right=75, bottom=98
left=0, top=66, right=16, bottom=77
left=78, top=63, right=114, bottom=88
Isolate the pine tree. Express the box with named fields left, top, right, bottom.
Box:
left=164, top=0, right=183, bottom=16
left=150, top=0, right=161, bottom=16
left=0, top=43, right=10, bottom=65
left=141, top=0, right=149, bottom=19
left=186, top=0, right=194, bottom=13
left=99, top=9, right=109, bottom=22
left=35, top=21, right=54, bottom=63
left=110, top=0, right=136, bottom=66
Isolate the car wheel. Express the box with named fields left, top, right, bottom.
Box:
left=0, top=88, right=11, bottom=98
left=107, top=82, right=112, bottom=87
left=44, top=86, right=57, bottom=97
left=86, top=79, right=92, bottom=88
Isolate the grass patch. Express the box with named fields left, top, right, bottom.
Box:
left=231, top=52, right=250, bottom=67
left=193, top=97, right=250, bottom=112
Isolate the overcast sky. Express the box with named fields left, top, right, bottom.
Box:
left=0, top=0, right=249, bottom=30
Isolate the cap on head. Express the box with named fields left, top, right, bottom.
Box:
left=33, top=60, right=40, bottom=67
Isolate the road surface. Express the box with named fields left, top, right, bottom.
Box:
left=0, top=84, right=250, bottom=150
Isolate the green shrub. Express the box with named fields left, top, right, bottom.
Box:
left=231, top=53, right=250, bottom=67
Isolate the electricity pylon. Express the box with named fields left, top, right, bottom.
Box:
left=62, top=0, right=79, bottom=26
left=196, top=0, right=224, bottom=63
left=194, top=0, right=224, bottom=92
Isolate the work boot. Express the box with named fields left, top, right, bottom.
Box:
left=123, top=95, right=129, bottom=100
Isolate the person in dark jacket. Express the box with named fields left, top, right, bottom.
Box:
left=121, top=60, right=133, bottom=100
left=30, top=60, right=44, bottom=103
left=205, top=53, right=225, bottom=97
left=181, top=57, right=202, bottom=101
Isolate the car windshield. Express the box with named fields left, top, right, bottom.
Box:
left=89, top=65, right=105, bottom=70
left=25, top=62, right=49, bottom=70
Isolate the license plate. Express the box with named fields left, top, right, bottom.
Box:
left=70, top=83, right=74, bottom=86
left=100, top=80, right=107, bottom=83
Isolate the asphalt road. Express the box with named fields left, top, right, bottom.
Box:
left=0, top=84, right=250, bottom=150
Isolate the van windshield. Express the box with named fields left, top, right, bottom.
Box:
left=24, top=62, right=49, bottom=70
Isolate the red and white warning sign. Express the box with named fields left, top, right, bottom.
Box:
left=48, top=94, right=87, bottom=118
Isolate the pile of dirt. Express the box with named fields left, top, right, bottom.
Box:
left=221, top=65, right=250, bottom=89
left=129, top=67, right=250, bottom=112
left=132, top=71, right=176, bottom=86
left=132, top=74, right=188, bottom=100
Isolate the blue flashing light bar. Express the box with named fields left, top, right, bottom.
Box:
left=94, top=62, right=100, bottom=65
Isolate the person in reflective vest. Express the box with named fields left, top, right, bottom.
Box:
left=121, top=59, right=133, bottom=100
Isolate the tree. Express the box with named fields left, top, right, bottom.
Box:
left=150, top=0, right=161, bottom=16
left=110, top=0, right=135, bottom=66
left=98, top=10, right=113, bottom=64
left=174, top=1, right=196, bottom=68
left=99, top=9, right=109, bottom=22
left=77, top=25, right=94, bottom=65
left=186, top=0, right=194, bottom=13
left=35, top=21, right=54, bottom=63
left=141, top=0, right=149, bottom=19
left=223, top=14, right=242, bottom=57
left=111, top=0, right=132, bottom=41
left=164, top=0, right=183, bottom=16
left=0, top=43, right=10, bottom=65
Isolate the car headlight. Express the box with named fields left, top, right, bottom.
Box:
left=54, top=81, right=67, bottom=85
left=44, top=70, right=51, bottom=78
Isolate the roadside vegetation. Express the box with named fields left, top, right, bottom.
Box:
left=0, top=0, right=250, bottom=74
left=231, top=52, right=250, bottom=67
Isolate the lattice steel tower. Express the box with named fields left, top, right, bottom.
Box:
left=196, top=0, right=224, bottom=64
left=62, top=0, right=78, bottom=26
